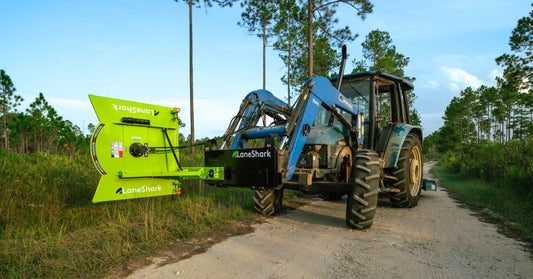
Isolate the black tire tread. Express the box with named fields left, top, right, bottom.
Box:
left=253, top=188, right=283, bottom=216
left=346, top=150, right=380, bottom=230
left=253, top=189, right=275, bottom=216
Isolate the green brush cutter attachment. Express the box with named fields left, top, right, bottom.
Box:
left=89, top=95, right=224, bottom=203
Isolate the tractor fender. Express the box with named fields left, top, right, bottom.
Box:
left=382, top=124, right=422, bottom=168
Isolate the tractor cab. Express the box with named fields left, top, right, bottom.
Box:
left=330, top=72, right=421, bottom=168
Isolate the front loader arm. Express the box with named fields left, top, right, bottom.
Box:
left=217, top=77, right=365, bottom=183
left=221, top=90, right=292, bottom=149
left=282, top=77, right=364, bottom=181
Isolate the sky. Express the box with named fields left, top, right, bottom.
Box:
left=0, top=0, right=530, bottom=139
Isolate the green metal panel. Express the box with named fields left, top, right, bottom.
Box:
left=89, top=95, right=224, bottom=203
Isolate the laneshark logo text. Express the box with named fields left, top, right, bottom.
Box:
left=232, top=149, right=272, bottom=159
left=116, top=185, right=162, bottom=194
left=112, top=103, right=153, bottom=115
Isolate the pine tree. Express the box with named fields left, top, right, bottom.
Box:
left=174, top=0, right=237, bottom=152
left=352, top=29, right=420, bottom=124
left=0, top=69, right=23, bottom=150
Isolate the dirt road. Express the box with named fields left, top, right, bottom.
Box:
left=127, top=162, right=533, bottom=278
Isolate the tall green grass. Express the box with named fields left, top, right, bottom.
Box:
left=0, top=149, right=256, bottom=278
left=439, top=138, right=533, bottom=196
left=433, top=163, right=533, bottom=241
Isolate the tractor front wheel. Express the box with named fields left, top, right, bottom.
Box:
left=390, top=133, right=423, bottom=208
left=253, top=188, right=283, bottom=216
left=346, top=150, right=380, bottom=229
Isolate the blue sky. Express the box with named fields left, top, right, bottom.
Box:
left=0, top=0, right=530, bottom=138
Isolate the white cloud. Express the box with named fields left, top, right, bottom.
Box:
left=423, top=80, right=439, bottom=89
left=441, top=66, right=483, bottom=94
left=488, top=68, right=502, bottom=81
left=421, top=112, right=443, bottom=119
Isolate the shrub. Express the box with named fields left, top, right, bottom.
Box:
left=442, top=137, right=533, bottom=196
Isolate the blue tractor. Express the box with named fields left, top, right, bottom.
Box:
left=205, top=51, right=429, bottom=229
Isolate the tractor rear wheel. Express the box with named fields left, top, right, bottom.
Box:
left=346, top=150, right=380, bottom=229
left=390, top=133, right=423, bottom=208
left=254, top=188, right=283, bottom=216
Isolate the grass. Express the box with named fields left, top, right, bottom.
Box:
left=432, top=163, right=533, bottom=243
left=0, top=148, right=287, bottom=278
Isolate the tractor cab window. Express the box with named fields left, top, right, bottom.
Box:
left=333, top=74, right=410, bottom=148
left=375, top=78, right=395, bottom=127
left=313, top=106, right=350, bottom=125
left=313, top=106, right=330, bottom=126
left=338, top=77, right=371, bottom=121
left=375, top=77, right=408, bottom=125
left=337, top=77, right=372, bottom=145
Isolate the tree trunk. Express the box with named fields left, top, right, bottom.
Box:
left=466, top=116, right=470, bottom=143
left=2, top=113, right=7, bottom=150
left=262, top=23, right=266, bottom=90
left=500, top=120, right=505, bottom=143
left=476, top=117, right=480, bottom=143
left=286, top=10, right=293, bottom=106
left=488, top=105, right=492, bottom=141
left=33, top=129, right=37, bottom=152
left=189, top=0, right=195, bottom=154
left=307, top=0, right=313, bottom=79
left=261, top=22, right=267, bottom=126
left=287, top=32, right=292, bottom=106
left=19, top=130, right=25, bottom=153
left=506, top=101, right=511, bottom=142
